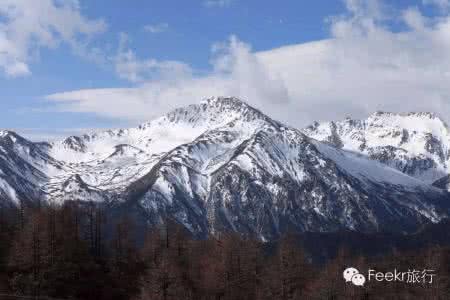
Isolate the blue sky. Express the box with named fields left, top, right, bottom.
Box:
left=1, top=0, right=450, bottom=140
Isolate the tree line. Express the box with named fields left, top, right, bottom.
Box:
left=0, top=201, right=449, bottom=299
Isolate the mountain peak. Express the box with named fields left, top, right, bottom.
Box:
left=0, top=130, right=21, bottom=139
left=200, top=96, right=249, bottom=108
left=153, top=96, right=278, bottom=130
left=335, top=111, right=447, bottom=129
left=370, top=111, right=443, bottom=122
left=62, top=136, right=87, bottom=152
left=367, top=111, right=449, bottom=135
left=198, top=96, right=261, bottom=117
left=0, top=130, right=34, bottom=148
left=304, top=111, right=450, bottom=183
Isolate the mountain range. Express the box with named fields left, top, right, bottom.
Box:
left=0, top=97, right=449, bottom=240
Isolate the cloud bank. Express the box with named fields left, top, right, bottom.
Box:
left=47, top=0, right=450, bottom=128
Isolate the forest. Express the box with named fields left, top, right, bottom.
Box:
left=0, top=202, right=449, bottom=300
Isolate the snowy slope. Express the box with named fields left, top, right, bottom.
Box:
left=0, top=98, right=448, bottom=239
left=303, top=112, right=450, bottom=184
left=40, top=97, right=276, bottom=199
left=119, top=101, right=449, bottom=238
left=0, top=131, right=59, bottom=207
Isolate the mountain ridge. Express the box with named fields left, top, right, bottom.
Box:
left=0, top=97, right=449, bottom=239
left=303, top=110, right=450, bottom=185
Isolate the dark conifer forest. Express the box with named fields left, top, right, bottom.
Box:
left=0, top=202, right=449, bottom=300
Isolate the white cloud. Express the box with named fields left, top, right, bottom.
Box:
left=46, top=0, right=450, bottom=129
left=113, top=33, right=192, bottom=83
left=0, top=0, right=106, bottom=77
left=203, top=0, right=232, bottom=8
left=143, top=23, right=169, bottom=33
left=48, top=34, right=288, bottom=121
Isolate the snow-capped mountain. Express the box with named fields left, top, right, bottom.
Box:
left=303, top=112, right=450, bottom=185
left=0, top=98, right=449, bottom=239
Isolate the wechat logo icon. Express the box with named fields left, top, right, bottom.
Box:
left=343, top=267, right=366, bottom=286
